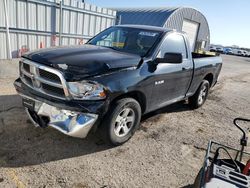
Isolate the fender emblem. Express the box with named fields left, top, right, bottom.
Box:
left=155, top=80, right=164, bottom=85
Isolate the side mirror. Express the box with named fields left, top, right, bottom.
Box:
left=155, top=53, right=183, bottom=64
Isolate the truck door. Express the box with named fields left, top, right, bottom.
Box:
left=151, top=33, right=193, bottom=109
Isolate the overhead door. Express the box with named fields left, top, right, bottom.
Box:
left=182, top=19, right=199, bottom=51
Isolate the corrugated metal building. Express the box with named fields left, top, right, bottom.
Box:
left=0, top=0, right=116, bottom=59
left=116, top=7, right=210, bottom=51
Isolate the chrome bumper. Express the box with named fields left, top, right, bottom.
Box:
left=24, top=96, right=98, bottom=138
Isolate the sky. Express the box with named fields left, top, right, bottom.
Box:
left=85, top=0, right=250, bottom=48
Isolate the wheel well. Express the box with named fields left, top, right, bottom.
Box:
left=111, top=91, right=146, bottom=113
left=204, top=73, right=213, bottom=87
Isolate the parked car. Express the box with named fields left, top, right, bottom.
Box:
left=224, top=48, right=233, bottom=55
left=210, top=46, right=224, bottom=53
left=14, top=25, right=223, bottom=145
left=232, top=49, right=244, bottom=56
left=215, top=47, right=224, bottom=53
left=243, top=51, right=249, bottom=57
left=209, top=46, right=217, bottom=52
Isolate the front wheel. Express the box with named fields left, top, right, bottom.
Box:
left=101, top=98, right=141, bottom=146
left=189, top=80, right=210, bottom=109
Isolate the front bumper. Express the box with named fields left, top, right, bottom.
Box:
left=24, top=95, right=98, bottom=138
left=14, top=78, right=106, bottom=138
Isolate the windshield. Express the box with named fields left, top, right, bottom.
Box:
left=88, top=27, right=162, bottom=57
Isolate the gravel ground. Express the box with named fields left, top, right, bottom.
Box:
left=0, top=55, right=250, bottom=188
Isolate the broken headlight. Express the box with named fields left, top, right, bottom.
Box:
left=68, top=81, right=106, bottom=100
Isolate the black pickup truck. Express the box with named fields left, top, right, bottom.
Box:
left=14, top=25, right=222, bottom=145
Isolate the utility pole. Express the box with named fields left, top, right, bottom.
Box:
left=3, top=0, right=12, bottom=59
left=59, top=0, right=63, bottom=46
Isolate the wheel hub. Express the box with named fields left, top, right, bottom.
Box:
left=198, top=85, right=207, bottom=104
left=114, top=108, right=135, bottom=137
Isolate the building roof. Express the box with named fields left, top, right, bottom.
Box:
left=116, top=7, right=181, bottom=27
left=116, top=7, right=211, bottom=51
left=114, top=24, right=171, bottom=32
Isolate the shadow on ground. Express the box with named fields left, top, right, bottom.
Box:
left=0, top=94, right=113, bottom=168
left=142, top=101, right=191, bottom=122
left=0, top=95, right=192, bottom=168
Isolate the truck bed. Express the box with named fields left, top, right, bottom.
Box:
left=185, top=52, right=223, bottom=98
left=192, top=52, right=222, bottom=66
left=192, top=52, right=218, bottom=58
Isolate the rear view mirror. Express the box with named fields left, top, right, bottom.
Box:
left=156, top=53, right=183, bottom=64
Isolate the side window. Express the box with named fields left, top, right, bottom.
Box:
left=158, top=33, right=188, bottom=59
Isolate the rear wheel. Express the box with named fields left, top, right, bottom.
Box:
left=101, top=98, right=141, bottom=146
left=189, top=80, right=210, bottom=109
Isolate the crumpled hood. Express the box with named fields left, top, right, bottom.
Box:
left=22, top=44, right=142, bottom=81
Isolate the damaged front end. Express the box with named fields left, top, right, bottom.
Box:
left=14, top=58, right=110, bottom=138
left=24, top=96, right=98, bottom=138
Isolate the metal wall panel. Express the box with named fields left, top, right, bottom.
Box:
left=62, top=37, right=69, bottom=45
left=95, top=16, right=101, bottom=34
left=28, top=35, right=37, bottom=51
left=18, top=34, right=28, bottom=49
left=76, top=13, right=84, bottom=34
left=63, top=10, right=70, bottom=33
left=37, top=35, right=46, bottom=48
left=37, top=4, right=46, bottom=31
left=7, top=0, right=16, bottom=28
left=106, top=18, right=112, bottom=28
left=0, top=0, right=5, bottom=27
left=46, top=6, right=52, bottom=32
left=70, top=11, right=77, bottom=34
left=55, top=8, right=60, bottom=33
left=0, top=33, right=7, bottom=59
left=28, top=3, right=37, bottom=30
left=64, top=0, right=70, bottom=6
left=83, top=14, right=90, bottom=36
left=17, top=1, right=27, bottom=29
left=9, top=33, right=18, bottom=57
left=0, top=0, right=117, bottom=59
left=69, top=38, right=76, bottom=45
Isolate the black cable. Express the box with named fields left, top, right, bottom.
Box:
left=234, top=118, right=250, bottom=161
left=213, top=147, right=241, bottom=173
left=233, top=118, right=250, bottom=141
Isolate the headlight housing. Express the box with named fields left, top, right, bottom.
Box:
left=68, top=81, right=106, bottom=100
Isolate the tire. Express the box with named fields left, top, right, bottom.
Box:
left=193, top=168, right=203, bottom=188
left=189, top=80, right=210, bottom=109
left=100, top=98, right=141, bottom=146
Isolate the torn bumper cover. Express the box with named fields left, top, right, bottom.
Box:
left=25, top=98, right=98, bottom=138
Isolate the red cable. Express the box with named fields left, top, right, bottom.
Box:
left=243, top=159, right=250, bottom=175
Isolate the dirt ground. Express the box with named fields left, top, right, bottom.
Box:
left=0, top=55, right=250, bottom=188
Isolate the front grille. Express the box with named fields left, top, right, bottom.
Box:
left=42, top=83, right=65, bottom=97
left=20, top=59, right=69, bottom=100
left=24, top=75, right=32, bottom=85
left=23, top=63, right=30, bottom=72
left=39, top=69, right=61, bottom=83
